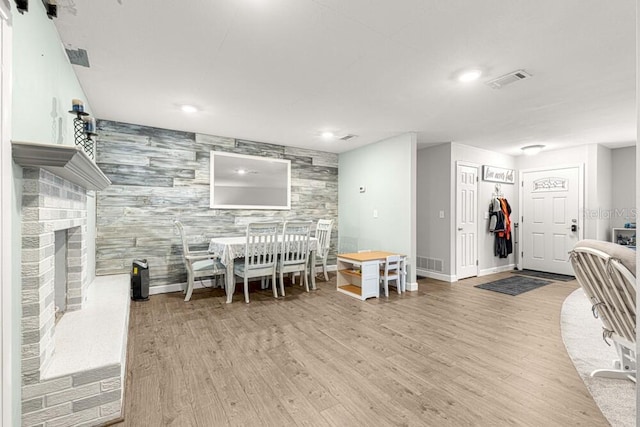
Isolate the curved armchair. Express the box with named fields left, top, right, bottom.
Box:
left=569, top=239, right=636, bottom=381
left=174, top=220, right=225, bottom=302
left=314, top=219, right=334, bottom=281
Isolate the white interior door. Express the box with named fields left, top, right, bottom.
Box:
left=521, top=166, right=582, bottom=276
left=456, top=163, right=478, bottom=280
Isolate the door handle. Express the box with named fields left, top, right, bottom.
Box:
left=457, top=227, right=463, bottom=231
left=571, top=224, right=577, bottom=232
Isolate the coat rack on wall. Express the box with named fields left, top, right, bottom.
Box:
left=492, top=183, right=504, bottom=198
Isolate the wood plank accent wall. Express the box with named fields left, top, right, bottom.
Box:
left=95, top=120, right=338, bottom=287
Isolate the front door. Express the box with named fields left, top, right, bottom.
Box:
left=521, top=166, right=582, bottom=276
left=456, top=163, right=478, bottom=280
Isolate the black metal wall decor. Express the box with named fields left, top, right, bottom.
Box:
left=14, top=0, right=57, bottom=18
left=43, top=0, right=56, bottom=19
left=15, top=0, right=27, bottom=14
left=68, top=99, right=96, bottom=159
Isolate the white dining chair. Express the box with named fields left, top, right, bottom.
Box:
left=234, top=221, right=280, bottom=303
left=174, top=220, right=225, bottom=302
left=314, top=219, right=334, bottom=281
left=380, top=254, right=401, bottom=297
left=276, top=221, right=312, bottom=297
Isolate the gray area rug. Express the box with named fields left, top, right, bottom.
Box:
left=474, top=276, right=551, bottom=296
left=511, top=269, right=575, bottom=282
left=561, top=288, right=635, bottom=427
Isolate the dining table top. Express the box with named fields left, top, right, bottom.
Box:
left=209, top=235, right=318, bottom=266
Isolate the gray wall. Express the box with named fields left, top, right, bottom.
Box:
left=611, top=146, right=636, bottom=229
left=417, top=143, right=452, bottom=276
left=417, top=142, right=517, bottom=279
left=338, top=133, right=417, bottom=285
left=451, top=143, right=518, bottom=274
left=95, top=120, right=338, bottom=288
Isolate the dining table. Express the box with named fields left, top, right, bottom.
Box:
left=209, top=236, right=318, bottom=303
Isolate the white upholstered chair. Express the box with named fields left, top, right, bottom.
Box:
left=380, top=255, right=401, bottom=297
left=234, top=222, right=280, bottom=303
left=174, top=220, right=225, bottom=302
left=314, top=219, right=334, bottom=281
left=569, top=239, right=636, bottom=381
left=276, top=221, right=312, bottom=297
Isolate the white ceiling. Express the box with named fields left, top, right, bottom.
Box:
left=53, top=0, right=636, bottom=155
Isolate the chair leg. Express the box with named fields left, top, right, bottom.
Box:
left=185, top=272, right=195, bottom=302
left=322, top=259, right=329, bottom=281
left=396, top=277, right=401, bottom=294
left=291, top=273, right=296, bottom=285
left=304, top=267, right=310, bottom=292
left=244, top=276, right=250, bottom=303
left=279, top=270, right=286, bottom=297
left=383, top=276, right=389, bottom=297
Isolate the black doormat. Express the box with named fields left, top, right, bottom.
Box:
left=475, top=276, right=552, bottom=296
left=511, top=269, right=574, bottom=282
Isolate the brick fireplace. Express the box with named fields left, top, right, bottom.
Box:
left=12, top=142, right=129, bottom=427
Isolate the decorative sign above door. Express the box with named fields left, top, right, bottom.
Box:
left=532, top=177, right=568, bottom=192
left=482, top=165, right=515, bottom=184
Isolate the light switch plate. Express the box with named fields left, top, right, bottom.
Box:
left=439, top=210, right=445, bottom=219
left=373, top=209, right=378, bottom=218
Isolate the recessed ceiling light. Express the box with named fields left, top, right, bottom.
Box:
left=321, top=131, right=335, bottom=139
left=458, top=69, right=482, bottom=82
left=521, top=144, right=545, bottom=156
left=181, top=105, right=198, bottom=113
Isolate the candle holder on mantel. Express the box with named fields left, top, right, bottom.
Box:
left=67, top=110, right=95, bottom=160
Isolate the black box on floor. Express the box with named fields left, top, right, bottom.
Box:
left=131, top=259, right=149, bottom=301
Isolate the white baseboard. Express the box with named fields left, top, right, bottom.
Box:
left=149, top=279, right=223, bottom=296
left=416, top=269, right=457, bottom=283
left=405, top=281, right=419, bottom=292
left=479, top=264, right=516, bottom=277
left=149, top=267, right=339, bottom=296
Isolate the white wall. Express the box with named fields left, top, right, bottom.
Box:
left=339, top=132, right=417, bottom=285
left=8, top=2, right=93, bottom=422
left=515, top=144, right=611, bottom=241
left=451, top=143, right=518, bottom=275
left=611, top=146, right=636, bottom=229
left=593, top=145, right=612, bottom=241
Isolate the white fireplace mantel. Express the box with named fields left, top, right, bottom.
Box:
left=11, top=140, right=111, bottom=191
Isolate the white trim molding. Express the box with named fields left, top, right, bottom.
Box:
left=150, top=264, right=339, bottom=296
left=479, top=264, right=517, bottom=277
left=416, top=269, right=457, bottom=283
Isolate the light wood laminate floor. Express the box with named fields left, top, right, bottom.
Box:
left=115, top=272, right=609, bottom=426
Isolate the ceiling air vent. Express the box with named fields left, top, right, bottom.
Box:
left=338, top=134, right=358, bottom=141
left=65, top=48, right=90, bottom=67
left=486, top=69, right=531, bottom=89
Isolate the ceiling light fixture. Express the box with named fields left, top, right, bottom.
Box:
left=521, top=144, right=545, bottom=156
left=458, top=69, right=482, bottom=83
left=181, top=105, right=198, bottom=113
left=321, top=131, right=335, bottom=139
